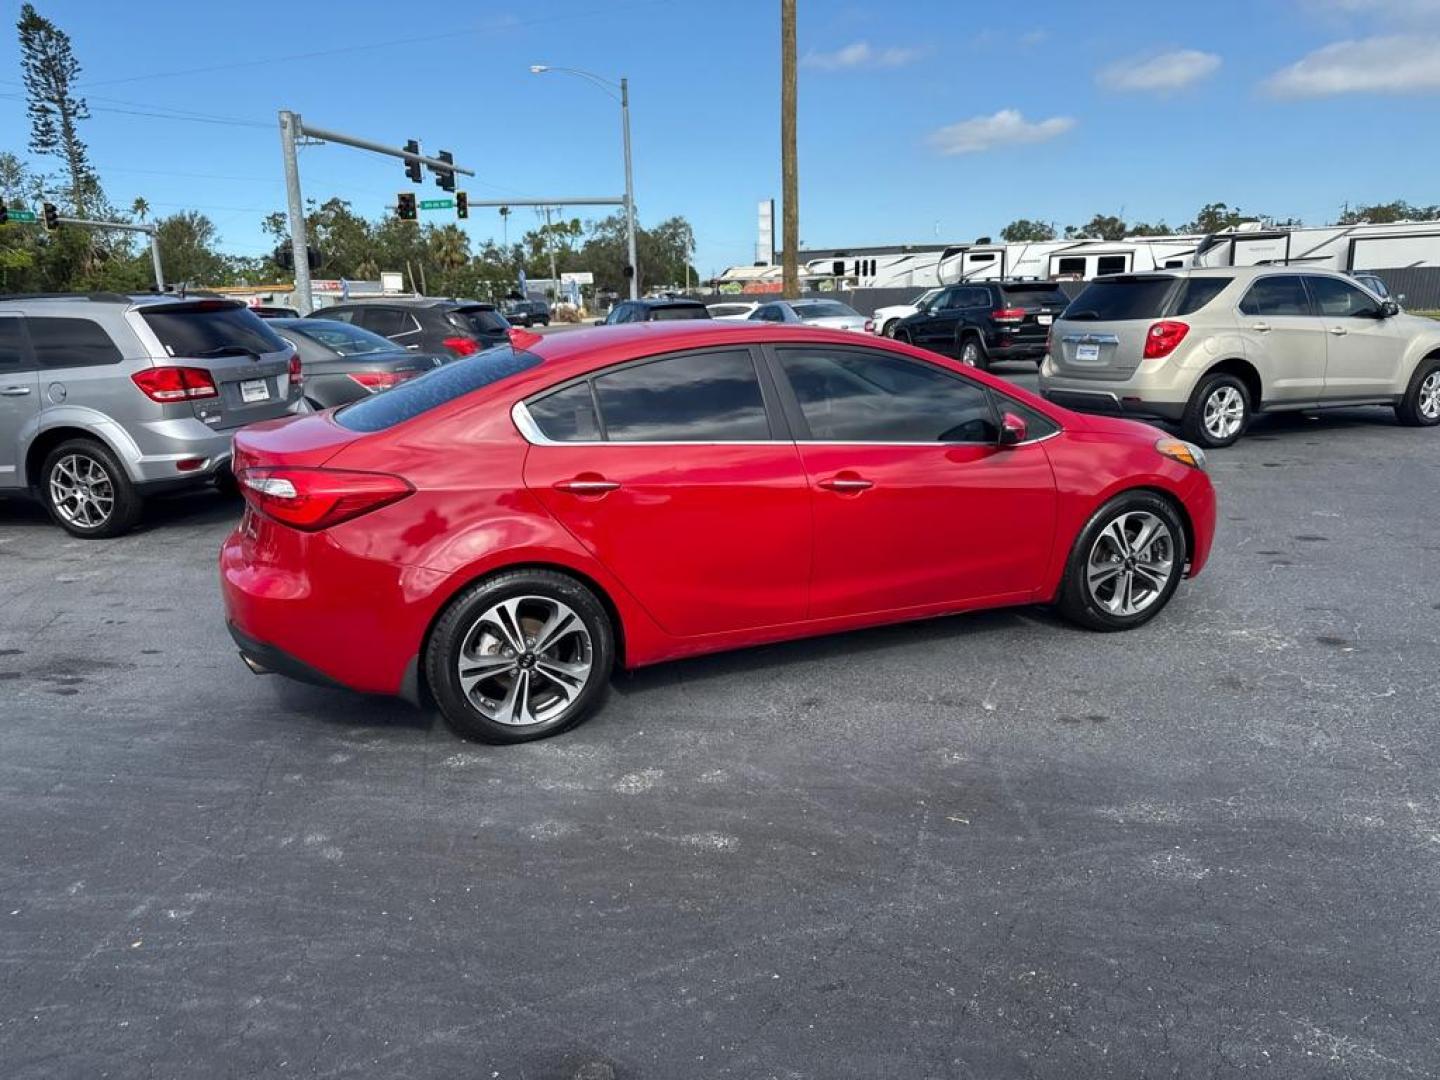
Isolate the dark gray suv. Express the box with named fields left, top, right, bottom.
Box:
left=0, top=293, right=302, bottom=537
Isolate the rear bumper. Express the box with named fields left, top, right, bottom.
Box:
left=988, top=340, right=1047, bottom=361
left=228, top=621, right=346, bottom=690
left=1041, top=386, right=1187, bottom=422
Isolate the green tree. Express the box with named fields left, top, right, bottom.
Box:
left=154, top=210, right=228, bottom=286
left=1338, top=200, right=1440, bottom=225
left=130, top=195, right=149, bottom=222
left=1184, top=202, right=1254, bottom=234
left=1000, top=219, right=1056, bottom=243
left=1127, top=221, right=1174, bottom=236
left=17, top=4, right=102, bottom=218
left=1066, top=214, right=1128, bottom=241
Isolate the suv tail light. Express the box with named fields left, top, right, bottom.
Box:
left=1143, top=320, right=1190, bottom=359
left=237, top=467, right=413, bottom=531
left=863, top=319, right=875, bottom=334
left=992, top=307, right=1026, bottom=323
left=347, top=371, right=417, bottom=392
left=131, top=366, right=219, bottom=402
left=287, top=353, right=302, bottom=387
left=442, top=336, right=480, bottom=356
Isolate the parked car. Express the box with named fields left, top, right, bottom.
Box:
left=316, top=299, right=510, bottom=358
left=502, top=299, right=551, bottom=328
left=250, top=305, right=300, bottom=319
left=1350, top=271, right=1404, bottom=308
left=0, top=293, right=302, bottom=537
left=893, top=280, right=1069, bottom=368
left=749, top=299, right=871, bottom=333
left=601, top=298, right=711, bottom=324
left=222, top=321, right=1216, bottom=744
left=873, top=288, right=943, bottom=337
left=1040, top=267, right=1440, bottom=447
left=271, top=319, right=445, bottom=409
left=707, top=301, right=761, bottom=321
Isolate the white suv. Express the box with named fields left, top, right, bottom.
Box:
left=1039, top=267, right=1440, bottom=447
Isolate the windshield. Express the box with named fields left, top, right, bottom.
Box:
left=286, top=319, right=395, bottom=356
left=1062, top=277, right=1177, bottom=321
left=335, top=346, right=541, bottom=433
left=141, top=303, right=287, bottom=357
left=793, top=301, right=859, bottom=319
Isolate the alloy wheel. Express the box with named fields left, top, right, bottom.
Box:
left=456, top=595, right=594, bottom=727
left=1085, top=511, right=1176, bottom=617
left=1203, top=386, right=1245, bottom=440
left=48, top=453, right=115, bottom=530
left=1420, top=371, right=1440, bottom=420
left=961, top=341, right=980, bottom=367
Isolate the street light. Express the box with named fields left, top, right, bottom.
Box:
left=530, top=64, right=639, bottom=300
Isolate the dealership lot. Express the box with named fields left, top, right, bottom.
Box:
left=1, top=370, right=1438, bottom=1078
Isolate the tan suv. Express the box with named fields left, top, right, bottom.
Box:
left=1039, top=267, right=1440, bottom=447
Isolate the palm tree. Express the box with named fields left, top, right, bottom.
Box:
left=131, top=196, right=149, bottom=222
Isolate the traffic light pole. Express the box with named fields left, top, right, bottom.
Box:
left=277, top=109, right=477, bottom=314
left=54, top=215, right=165, bottom=291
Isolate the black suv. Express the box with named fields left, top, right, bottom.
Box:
left=601, top=298, right=711, bottom=324
left=315, top=298, right=511, bottom=358
left=502, top=299, right=551, bottom=327
left=894, top=280, right=1069, bottom=369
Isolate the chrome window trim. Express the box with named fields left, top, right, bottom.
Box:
left=1059, top=333, right=1120, bottom=345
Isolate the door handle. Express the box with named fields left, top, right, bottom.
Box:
left=817, top=475, right=873, bottom=493
left=1250, top=322, right=1271, bottom=333
left=554, top=477, right=620, bottom=495
left=0, top=385, right=31, bottom=396
left=1328, top=326, right=1348, bottom=336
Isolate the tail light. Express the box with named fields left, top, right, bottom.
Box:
left=347, top=371, right=418, bottom=392
left=442, top=336, right=480, bottom=357
left=287, top=353, right=302, bottom=387
left=1143, top=320, right=1190, bottom=359
left=131, top=366, right=219, bottom=402
left=863, top=319, right=875, bottom=334
left=992, top=307, right=1026, bottom=323
left=237, top=467, right=413, bottom=531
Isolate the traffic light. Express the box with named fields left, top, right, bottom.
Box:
left=42, top=202, right=60, bottom=231
left=403, top=140, right=422, bottom=184
left=455, top=192, right=468, bottom=220
left=397, top=192, right=417, bottom=221
left=434, top=150, right=455, bottom=192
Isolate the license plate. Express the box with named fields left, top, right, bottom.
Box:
left=239, top=378, right=270, bottom=403
left=1076, top=343, right=1101, bottom=362
left=1037, top=314, right=1053, bottom=326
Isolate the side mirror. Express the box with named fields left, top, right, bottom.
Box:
left=998, top=412, right=1028, bottom=446
left=1380, top=300, right=1400, bottom=318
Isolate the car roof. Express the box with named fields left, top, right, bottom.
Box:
left=632, top=297, right=706, bottom=308
left=325, top=297, right=495, bottom=309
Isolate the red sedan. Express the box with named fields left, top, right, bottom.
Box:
left=222, top=322, right=1215, bottom=743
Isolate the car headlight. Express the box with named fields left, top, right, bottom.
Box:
left=1155, top=437, right=1206, bottom=470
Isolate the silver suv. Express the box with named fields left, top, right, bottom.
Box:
left=1039, top=267, right=1440, bottom=447
left=0, top=293, right=302, bottom=537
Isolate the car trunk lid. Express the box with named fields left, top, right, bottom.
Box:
left=1050, top=275, right=1179, bottom=379
left=231, top=411, right=365, bottom=474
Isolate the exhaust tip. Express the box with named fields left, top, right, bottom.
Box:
left=239, top=651, right=273, bottom=676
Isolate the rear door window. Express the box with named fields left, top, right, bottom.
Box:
left=360, top=308, right=415, bottom=338
left=1063, top=278, right=1176, bottom=321
left=1238, top=276, right=1311, bottom=317
left=28, top=317, right=125, bottom=368
left=0, top=316, right=28, bottom=368
left=527, top=382, right=601, bottom=442
left=593, top=349, right=770, bottom=441
left=140, top=304, right=284, bottom=358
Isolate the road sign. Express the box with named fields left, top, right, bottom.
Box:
left=4, top=209, right=38, bottom=223
left=419, top=198, right=454, bottom=210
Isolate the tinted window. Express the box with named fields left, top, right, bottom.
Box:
left=1001, top=284, right=1069, bottom=308
left=777, top=348, right=998, bottom=443
left=1172, top=277, right=1231, bottom=316
left=141, top=304, right=285, bottom=358
left=336, top=346, right=541, bottom=433
left=361, top=308, right=415, bottom=337
left=1307, top=276, right=1381, bottom=318
left=528, top=382, right=600, bottom=442
left=1064, top=278, right=1175, bottom=321
left=1055, top=257, right=1086, bottom=277
left=284, top=320, right=394, bottom=356
left=0, top=318, right=24, bottom=368
left=1097, top=255, right=1128, bottom=275
left=28, top=317, right=124, bottom=368
left=453, top=307, right=508, bottom=333
left=751, top=305, right=783, bottom=322
left=593, top=349, right=769, bottom=441
left=322, top=308, right=356, bottom=323
left=1239, top=275, right=1310, bottom=317
left=793, top=301, right=858, bottom=319
left=648, top=304, right=710, bottom=321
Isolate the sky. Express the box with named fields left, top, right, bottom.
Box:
left=3, top=0, right=1440, bottom=279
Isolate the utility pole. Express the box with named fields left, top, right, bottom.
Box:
left=781, top=0, right=799, bottom=299
left=542, top=206, right=559, bottom=299
left=620, top=77, right=639, bottom=299
left=278, top=111, right=312, bottom=314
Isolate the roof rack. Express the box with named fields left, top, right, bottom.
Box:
left=0, top=291, right=131, bottom=303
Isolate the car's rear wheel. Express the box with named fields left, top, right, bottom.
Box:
left=425, top=570, right=615, bottom=744
left=1056, top=491, right=1187, bottom=632
left=1182, top=373, right=1250, bottom=448
left=959, top=336, right=988, bottom=371
left=894, top=328, right=913, bottom=345
left=40, top=438, right=143, bottom=539
left=1395, top=357, right=1440, bottom=427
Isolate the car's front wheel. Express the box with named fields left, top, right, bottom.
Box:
left=425, top=570, right=615, bottom=744
left=1182, top=373, right=1251, bottom=448
left=880, top=319, right=897, bottom=338
left=40, top=438, right=143, bottom=538
left=1395, top=356, right=1440, bottom=427
left=1056, top=492, right=1188, bottom=632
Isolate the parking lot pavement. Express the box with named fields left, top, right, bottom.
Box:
left=2, top=370, right=1439, bottom=1079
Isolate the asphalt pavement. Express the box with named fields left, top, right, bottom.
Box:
left=2, top=368, right=1438, bottom=1079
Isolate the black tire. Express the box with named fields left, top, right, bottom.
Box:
left=425, top=569, right=615, bottom=744
left=894, top=328, right=914, bottom=345
left=1395, top=355, right=1440, bottom=427
left=958, top=335, right=989, bottom=371
left=214, top=463, right=241, bottom=498
left=1055, top=490, right=1188, bottom=632
left=880, top=319, right=897, bottom=338
left=1181, top=372, right=1251, bottom=448
left=39, top=438, right=143, bottom=539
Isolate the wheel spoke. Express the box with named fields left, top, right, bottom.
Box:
left=532, top=607, right=579, bottom=655
left=497, top=668, right=535, bottom=725
left=1130, top=517, right=1163, bottom=559
left=1100, top=519, right=1131, bottom=557
left=458, top=654, right=517, bottom=696
left=1133, top=560, right=1170, bottom=591
left=1088, top=562, right=1123, bottom=588
left=489, top=599, right=529, bottom=654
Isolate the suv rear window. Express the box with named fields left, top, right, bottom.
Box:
left=1171, top=277, right=1232, bottom=316
left=452, top=307, right=508, bottom=333
left=141, top=303, right=286, bottom=357
left=335, top=345, right=541, bottom=433
left=1062, top=277, right=1176, bottom=321
left=1000, top=284, right=1069, bottom=307
left=649, top=304, right=709, bottom=321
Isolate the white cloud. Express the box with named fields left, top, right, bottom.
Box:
left=927, top=109, right=1075, bottom=155
left=802, top=41, right=922, bottom=71
left=1305, top=0, right=1440, bottom=25
left=1266, top=35, right=1440, bottom=95
left=1097, top=49, right=1222, bottom=92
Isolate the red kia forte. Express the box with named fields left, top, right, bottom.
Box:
left=222, top=322, right=1215, bottom=743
